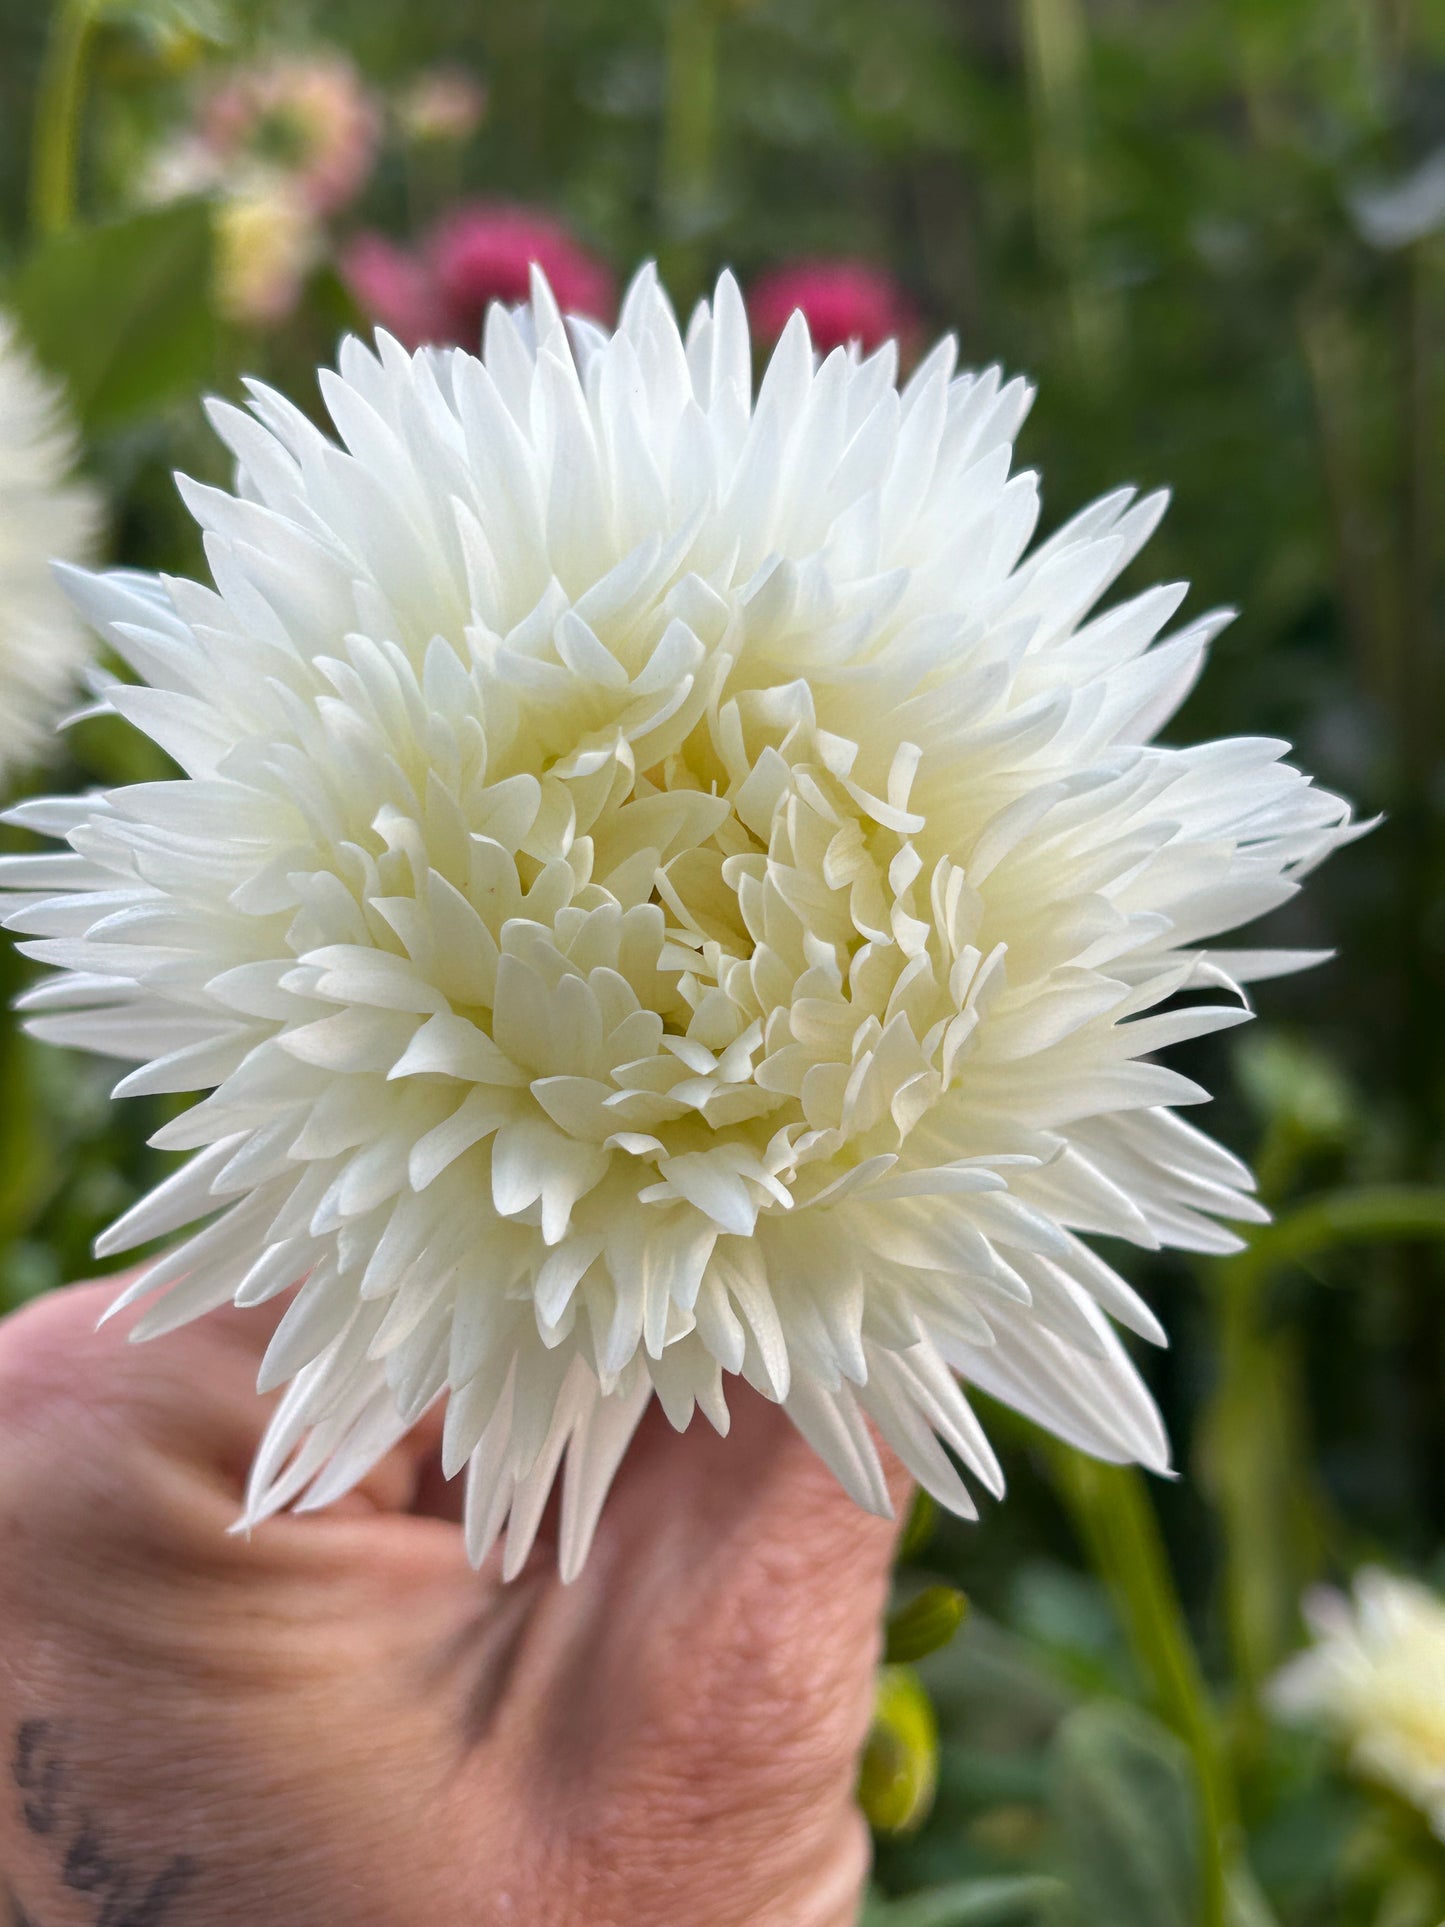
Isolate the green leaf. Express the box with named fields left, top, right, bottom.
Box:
left=1234, top=1033, right=1352, bottom=1147
left=11, top=202, right=216, bottom=433
left=1047, top=1702, right=1203, bottom=1927
left=863, top=1876, right=1067, bottom=1926
left=105, top=0, right=236, bottom=49
left=886, top=1585, right=970, bottom=1664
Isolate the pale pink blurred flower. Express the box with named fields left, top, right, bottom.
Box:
left=749, top=259, right=920, bottom=358
left=397, top=68, right=489, bottom=145
left=344, top=203, right=614, bottom=349
left=141, top=50, right=382, bottom=329
left=204, top=52, right=381, bottom=217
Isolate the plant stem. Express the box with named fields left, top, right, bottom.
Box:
left=1296, top=297, right=1394, bottom=704
left=1244, top=1185, right=1445, bottom=1271
left=31, top=0, right=103, bottom=237
left=1047, top=1447, right=1235, bottom=1927
left=1019, top=0, right=1117, bottom=391
left=1200, top=1250, right=1330, bottom=1742
left=659, top=0, right=720, bottom=308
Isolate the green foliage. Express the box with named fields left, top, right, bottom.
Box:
left=1235, top=1032, right=1354, bottom=1177
left=11, top=200, right=215, bottom=428
left=1045, top=1703, right=1203, bottom=1927
left=863, top=1875, right=1066, bottom=1927
left=105, top=0, right=236, bottom=48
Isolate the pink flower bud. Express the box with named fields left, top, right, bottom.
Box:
left=427, top=203, right=615, bottom=343
left=748, top=259, right=920, bottom=358
left=341, top=234, right=449, bottom=348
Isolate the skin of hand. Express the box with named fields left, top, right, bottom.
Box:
left=0, top=1279, right=909, bottom=1927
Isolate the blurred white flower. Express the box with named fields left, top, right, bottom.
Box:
left=0, top=315, right=100, bottom=783
left=1270, top=1568, right=1445, bottom=1837
left=140, top=134, right=223, bottom=205
left=1350, top=146, right=1445, bottom=250
left=0, top=269, right=1353, bottom=1580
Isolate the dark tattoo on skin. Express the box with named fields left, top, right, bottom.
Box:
left=10, top=1722, right=199, bottom=1925
left=12, top=1723, right=63, bottom=1836
left=64, top=1813, right=121, bottom=1894
left=94, top=1862, right=199, bottom=1927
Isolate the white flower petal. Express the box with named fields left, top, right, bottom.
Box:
left=6, top=269, right=1355, bottom=1578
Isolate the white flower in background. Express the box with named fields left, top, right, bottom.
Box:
left=1270, top=1569, right=1445, bottom=1837
left=0, top=269, right=1354, bottom=1581
left=1350, top=146, right=1445, bottom=250
left=0, top=315, right=100, bottom=783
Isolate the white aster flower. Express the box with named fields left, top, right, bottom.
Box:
left=0, top=269, right=1354, bottom=1580
left=1270, top=1568, right=1445, bottom=1837
left=0, top=315, right=100, bottom=782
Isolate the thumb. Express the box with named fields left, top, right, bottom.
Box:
left=532, top=1388, right=910, bottom=1895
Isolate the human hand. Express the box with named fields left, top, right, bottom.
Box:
left=0, top=1280, right=908, bottom=1927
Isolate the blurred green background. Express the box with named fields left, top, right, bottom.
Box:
left=1, top=1, right=1444, bottom=1921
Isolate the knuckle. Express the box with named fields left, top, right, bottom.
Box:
left=0, top=1284, right=116, bottom=1431
left=573, top=1788, right=868, bottom=1927
left=603, top=1557, right=876, bottom=1844
left=0, top=1284, right=140, bottom=1526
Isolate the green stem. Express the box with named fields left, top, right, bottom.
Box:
left=1244, top=1185, right=1445, bottom=1272
left=1201, top=1254, right=1330, bottom=1740
left=1397, top=234, right=1439, bottom=793
left=658, top=0, right=720, bottom=308
left=31, top=0, right=104, bottom=237
left=1296, top=297, right=1396, bottom=707
left=1047, top=1448, right=1235, bottom=1927
left=1019, top=0, right=1117, bottom=389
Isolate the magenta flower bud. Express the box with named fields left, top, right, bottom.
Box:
left=427, top=203, right=615, bottom=343
left=341, top=234, right=450, bottom=348
left=749, top=259, right=920, bottom=358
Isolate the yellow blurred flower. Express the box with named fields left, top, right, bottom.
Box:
left=213, top=180, right=321, bottom=327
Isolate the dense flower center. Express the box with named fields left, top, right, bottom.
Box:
left=233, top=595, right=991, bottom=1389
